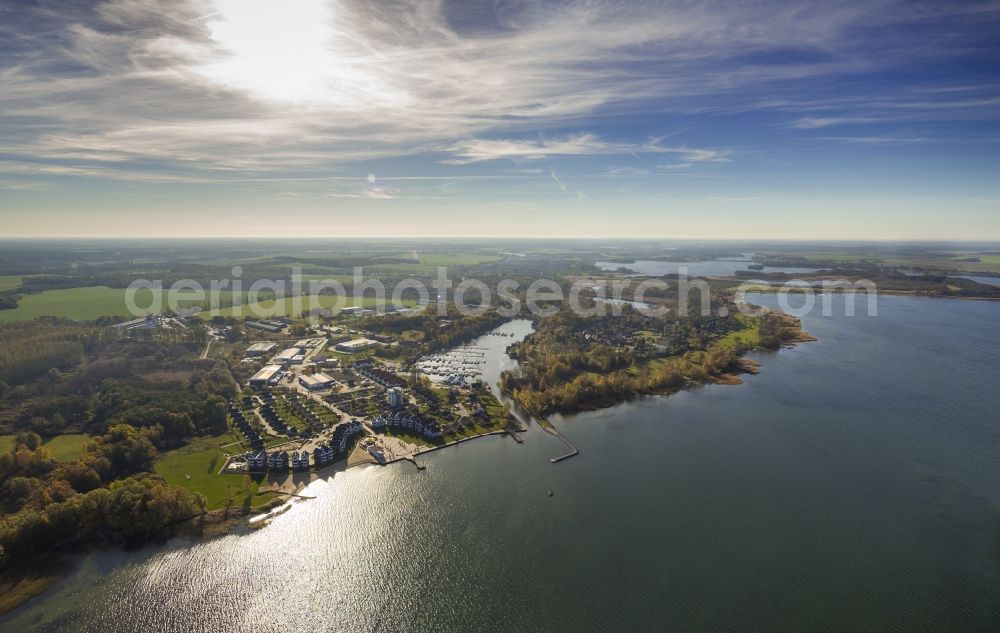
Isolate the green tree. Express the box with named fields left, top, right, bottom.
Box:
left=15, top=432, right=42, bottom=451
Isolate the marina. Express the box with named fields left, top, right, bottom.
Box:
left=414, top=344, right=490, bottom=383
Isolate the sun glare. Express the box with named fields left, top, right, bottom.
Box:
left=201, top=0, right=341, bottom=103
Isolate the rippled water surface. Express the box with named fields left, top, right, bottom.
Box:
left=5, top=296, right=1000, bottom=632
left=595, top=258, right=820, bottom=277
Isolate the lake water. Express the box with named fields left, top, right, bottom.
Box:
left=958, top=275, right=1000, bottom=287
left=595, top=259, right=820, bottom=277
left=5, top=296, right=1000, bottom=632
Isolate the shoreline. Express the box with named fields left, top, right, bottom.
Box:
left=741, top=287, right=1000, bottom=302
left=252, top=426, right=520, bottom=497
left=0, top=309, right=812, bottom=616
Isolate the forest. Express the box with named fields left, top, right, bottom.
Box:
left=498, top=306, right=802, bottom=416
left=0, top=320, right=238, bottom=573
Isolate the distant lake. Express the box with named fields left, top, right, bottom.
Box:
left=958, top=275, right=1000, bottom=287
left=594, top=296, right=655, bottom=310
left=902, top=272, right=1000, bottom=287
left=5, top=296, right=1000, bottom=632
left=595, top=258, right=819, bottom=277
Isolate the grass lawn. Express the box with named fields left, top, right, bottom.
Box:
left=0, top=433, right=90, bottom=461
left=42, top=434, right=90, bottom=461
left=714, top=320, right=761, bottom=350
left=154, top=433, right=275, bottom=511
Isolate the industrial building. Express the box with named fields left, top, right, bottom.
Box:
left=114, top=315, right=161, bottom=336
left=245, top=342, right=277, bottom=357
left=271, top=347, right=304, bottom=365
left=335, top=338, right=379, bottom=353
left=340, top=306, right=364, bottom=316
left=245, top=320, right=286, bottom=333
left=249, top=365, right=284, bottom=387
left=298, top=372, right=337, bottom=391
left=294, top=338, right=325, bottom=349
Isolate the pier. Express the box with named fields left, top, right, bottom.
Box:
left=404, top=456, right=426, bottom=471
left=542, top=422, right=579, bottom=463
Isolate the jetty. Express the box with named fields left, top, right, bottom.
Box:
left=542, top=422, right=579, bottom=463
left=506, top=427, right=525, bottom=444
left=404, top=456, right=426, bottom=471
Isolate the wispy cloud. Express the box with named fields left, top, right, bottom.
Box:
left=440, top=134, right=731, bottom=164
left=0, top=0, right=996, bottom=187
left=814, top=134, right=932, bottom=144
left=549, top=169, right=567, bottom=192
left=788, top=116, right=887, bottom=129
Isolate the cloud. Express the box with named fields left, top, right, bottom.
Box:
left=788, top=116, right=886, bottom=128
left=441, top=133, right=731, bottom=164
left=549, top=169, right=567, bottom=192
left=813, top=135, right=931, bottom=144
left=0, top=0, right=996, bottom=184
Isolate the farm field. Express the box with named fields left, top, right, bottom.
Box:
left=198, top=294, right=417, bottom=319
left=0, top=276, right=22, bottom=292
left=0, top=286, right=242, bottom=322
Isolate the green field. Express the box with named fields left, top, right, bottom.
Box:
left=0, top=286, right=144, bottom=322
left=289, top=273, right=355, bottom=284
left=154, top=433, right=275, bottom=511
left=364, top=252, right=502, bottom=274
left=198, top=294, right=416, bottom=320
left=415, top=253, right=501, bottom=266
left=0, top=286, right=249, bottom=322
left=715, top=316, right=762, bottom=350
left=41, top=434, right=90, bottom=461
left=0, top=433, right=90, bottom=461
left=0, top=276, right=22, bottom=292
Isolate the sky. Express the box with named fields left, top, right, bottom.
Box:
left=1, top=0, right=999, bottom=239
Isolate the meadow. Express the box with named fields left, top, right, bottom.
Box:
left=153, top=433, right=275, bottom=511
left=0, top=287, right=243, bottom=322
left=0, top=276, right=23, bottom=292
left=0, top=434, right=89, bottom=462
left=198, top=294, right=417, bottom=320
